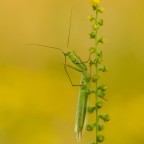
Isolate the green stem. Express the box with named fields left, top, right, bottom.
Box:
left=95, top=9, right=99, bottom=144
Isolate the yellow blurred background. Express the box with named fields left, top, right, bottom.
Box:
left=0, top=0, right=144, bottom=144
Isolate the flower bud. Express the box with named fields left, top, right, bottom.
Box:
left=97, top=50, right=102, bottom=56
left=98, top=7, right=104, bottom=13
left=98, top=19, right=104, bottom=26
left=99, top=114, right=110, bottom=122
left=99, top=65, right=108, bottom=72
left=98, top=84, right=107, bottom=91
left=98, top=122, right=104, bottom=131
left=90, top=32, right=96, bottom=39
left=97, top=135, right=104, bottom=142
left=93, top=24, right=99, bottom=30
left=96, top=101, right=102, bottom=108
left=86, top=123, right=95, bottom=131
left=92, top=5, right=97, bottom=11
left=88, top=15, right=95, bottom=21
left=97, top=51, right=103, bottom=64
left=97, top=57, right=103, bottom=64
left=89, top=60, right=95, bottom=66
left=98, top=91, right=105, bottom=97
left=89, top=47, right=96, bottom=54
left=98, top=37, right=104, bottom=43
left=87, top=105, right=96, bottom=113
left=92, top=74, right=99, bottom=82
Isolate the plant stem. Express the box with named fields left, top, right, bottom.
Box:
left=95, top=9, right=99, bottom=144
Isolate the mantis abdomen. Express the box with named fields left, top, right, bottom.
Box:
left=74, top=75, right=89, bottom=141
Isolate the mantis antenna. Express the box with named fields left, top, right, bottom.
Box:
left=67, top=8, right=73, bottom=49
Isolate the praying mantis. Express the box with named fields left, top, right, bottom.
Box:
left=27, top=8, right=107, bottom=142
left=27, top=9, right=93, bottom=141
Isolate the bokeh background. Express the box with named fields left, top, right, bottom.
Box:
left=0, top=0, right=144, bottom=144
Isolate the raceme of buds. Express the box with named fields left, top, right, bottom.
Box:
left=88, top=0, right=109, bottom=143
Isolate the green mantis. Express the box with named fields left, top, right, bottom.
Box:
left=26, top=9, right=92, bottom=141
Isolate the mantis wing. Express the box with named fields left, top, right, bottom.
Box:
left=74, top=75, right=89, bottom=141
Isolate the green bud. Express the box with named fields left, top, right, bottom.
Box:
left=97, top=135, right=104, bottom=142
left=97, top=50, right=102, bottom=56
left=88, top=15, right=95, bottom=21
left=98, top=19, right=104, bottom=26
left=89, top=47, right=96, bottom=54
left=99, top=65, right=108, bottom=72
left=98, top=91, right=105, bottom=97
left=97, top=51, right=103, bottom=63
left=98, top=122, right=104, bottom=131
left=98, top=57, right=103, bottom=64
left=96, top=101, right=102, bottom=109
left=86, top=123, right=95, bottom=131
left=92, top=5, right=97, bottom=11
left=98, top=84, right=107, bottom=91
left=99, top=114, right=110, bottom=122
left=98, top=37, right=104, bottom=43
left=98, top=7, right=104, bottom=13
left=92, top=74, right=99, bottom=82
left=89, top=60, right=95, bottom=66
left=90, top=32, right=96, bottom=39
left=87, top=105, right=96, bottom=113
left=93, top=24, right=99, bottom=30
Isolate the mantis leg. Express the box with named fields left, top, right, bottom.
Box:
left=64, top=55, right=83, bottom=87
